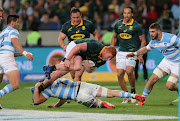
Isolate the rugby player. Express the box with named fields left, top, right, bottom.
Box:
left=32, top=78, right=145, bottom=108
left=126, top=23, right=179, bottom=106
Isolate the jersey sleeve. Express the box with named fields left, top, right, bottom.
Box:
left=88, top=21, right=95, bottom=34
left=136, top=24, right=144, bottom=36
left=10, top=29, right=19, bottom=39
left=146, top=40, right=153, bottom=50
left=42, top=88, right=52, bottom=99
left=61, top=23, right=68, bottom=35
left=114, top=22, right=118, bottom=34
left=172, top=35, right=180, bottom=47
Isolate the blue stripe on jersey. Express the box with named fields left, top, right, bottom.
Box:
left=0, top=41, right=13, bottom=47
left=0, top=49, right=14, bottom=53
left=168, top=53, right=179, bottom=61
left=59, top=79, right=69, bottom=98
left=43, top=90, right=51, bottom=98
left=173, top=37, right=179, bottom=46
left=67, top=82, right=75, bottom=100
left=11, top=32, right=19, bottom=37
left=52, top=83, right=59, bottom=94
left=163, top=48, right=177, bottom=56
left=4, top=33, right=9, bottom=38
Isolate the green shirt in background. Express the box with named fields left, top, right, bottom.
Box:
left=61, top=19, right=95, bottom=42
left=74, top=38, right=106, bottom=67
left=114, top=19, right=144, bottom=52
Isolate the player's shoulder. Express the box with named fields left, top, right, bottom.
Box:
left=83, top=19, right=94, bottom=26
left=62, top=20, right=71, bottom=27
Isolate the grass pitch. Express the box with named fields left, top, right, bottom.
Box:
left=0, top=80, right=178, bottom=121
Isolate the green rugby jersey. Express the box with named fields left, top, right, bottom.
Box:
left=114, top=19, right=144, bottom=52
left=74, top=38, right=106, bottom=67
left=61, top=19, right=95, bottom=42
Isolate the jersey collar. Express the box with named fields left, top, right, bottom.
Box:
left=71, top=19, right=83, bottom=27
left=98, top=46, right=106, bottom=59
left=122, top=18, right=134, bottom=26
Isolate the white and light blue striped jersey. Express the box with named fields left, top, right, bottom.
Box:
left=146, top=32, right=179, bottom=62
left=0, top=26, right=19, bottom=54
left=42, top=78, right=79, bottom=100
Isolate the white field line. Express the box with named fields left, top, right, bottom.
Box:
left=0, top=109, right=178, bottom=121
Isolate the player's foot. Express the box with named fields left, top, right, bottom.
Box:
left=100, top=101, right=115, bottom=108
left=31, top=87, right=35, bottom=103
left=136, top=101, right=145, bottom=106
left=134, top=94, right=145, bottom=102
left=43, top=65, right=52, bottom=79
left=122, top=97, right=130, bottom=103
left=172, top=98, right=178, bottom=103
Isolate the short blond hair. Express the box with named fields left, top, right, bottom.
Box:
left=0, top=8, right=3, bottom=12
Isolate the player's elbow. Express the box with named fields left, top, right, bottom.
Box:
left=33, top=100, right=41, bottom=105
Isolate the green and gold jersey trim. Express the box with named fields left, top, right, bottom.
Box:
left=122, top=19, right=134, bottom=26
left=98, top=46, right=106, bottom=59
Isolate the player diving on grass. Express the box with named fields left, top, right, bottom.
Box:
left=38, top=38, right=116, bottom=94
left=31, top=78, right=145, bottom=108
left=126, top=23, right=179, bottom=106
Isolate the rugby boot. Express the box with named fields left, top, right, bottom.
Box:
left=100, top=101, right=115, bottom=108
left=43, top=65, right=52, bottom=79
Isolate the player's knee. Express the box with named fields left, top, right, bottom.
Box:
left=166, top=76, right=178, bottom=91
left=166, top=83, right=175, bottom=91
left=117, top=73, right=124, bottom=79
left=126, top=70, right=133, bottom=76
left=153, top=68, right=164, bottom=79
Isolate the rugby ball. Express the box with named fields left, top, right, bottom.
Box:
left=88, top=60, right=98, bottom=72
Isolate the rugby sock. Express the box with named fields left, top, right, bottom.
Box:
left=50, top=65, right=56, bottom=71
left=120, top=91, right=133, bottom=98
left=0, top=84, right=13, bottom=97
left=131, top=88, right=136, bottom=94
left=142, top=88, right=151, bottom=98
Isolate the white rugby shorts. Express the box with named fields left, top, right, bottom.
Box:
left=64, top=41, right=76, bottom=58
left=0, top=54, right=18, bottom=74
left=76, top=82, right=100, bottom=108
left=158, top=58, right=179, bottom=77
left=116, top=51, right=137, bottom=70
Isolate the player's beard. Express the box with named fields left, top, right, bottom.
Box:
left=151, top=33, right=158, bottom=40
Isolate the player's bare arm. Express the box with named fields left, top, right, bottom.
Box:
left=126, top=47, right=149, bottom=58
left=11, top=38, right=33, bottom=61
left=111, top=32, right=118, bottom=46
left=65, top=43, right=87, bottom=68
left=137, top=34, right=146, bottom=65
left=93, top=29, right=100, bottom=41
left=48, top=99, right=67, bottom=108
left=33, top=82, right=47, bottom=105
left=58, top=32, right=67, bottom=51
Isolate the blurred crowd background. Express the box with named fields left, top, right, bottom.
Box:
left=0, top=0, right=179, bottom=36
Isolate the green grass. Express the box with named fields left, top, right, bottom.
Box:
left=0, top=80, right=178, bottom=121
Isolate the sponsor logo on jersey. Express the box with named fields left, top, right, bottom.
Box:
left=70, top=34, right=85, bottom=39
left=118, top=25, right=122, bottom=29
left=119, top=33, right=132, bottom=39
left=123, top=29, right=127, bottom=32
left=129, top=26, right=133, bottom=30
left=68, top=27, right=72, bottom=31
left=82, top=26, right=86, bottom=30
left=76, top=30, right=80, bottom=33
